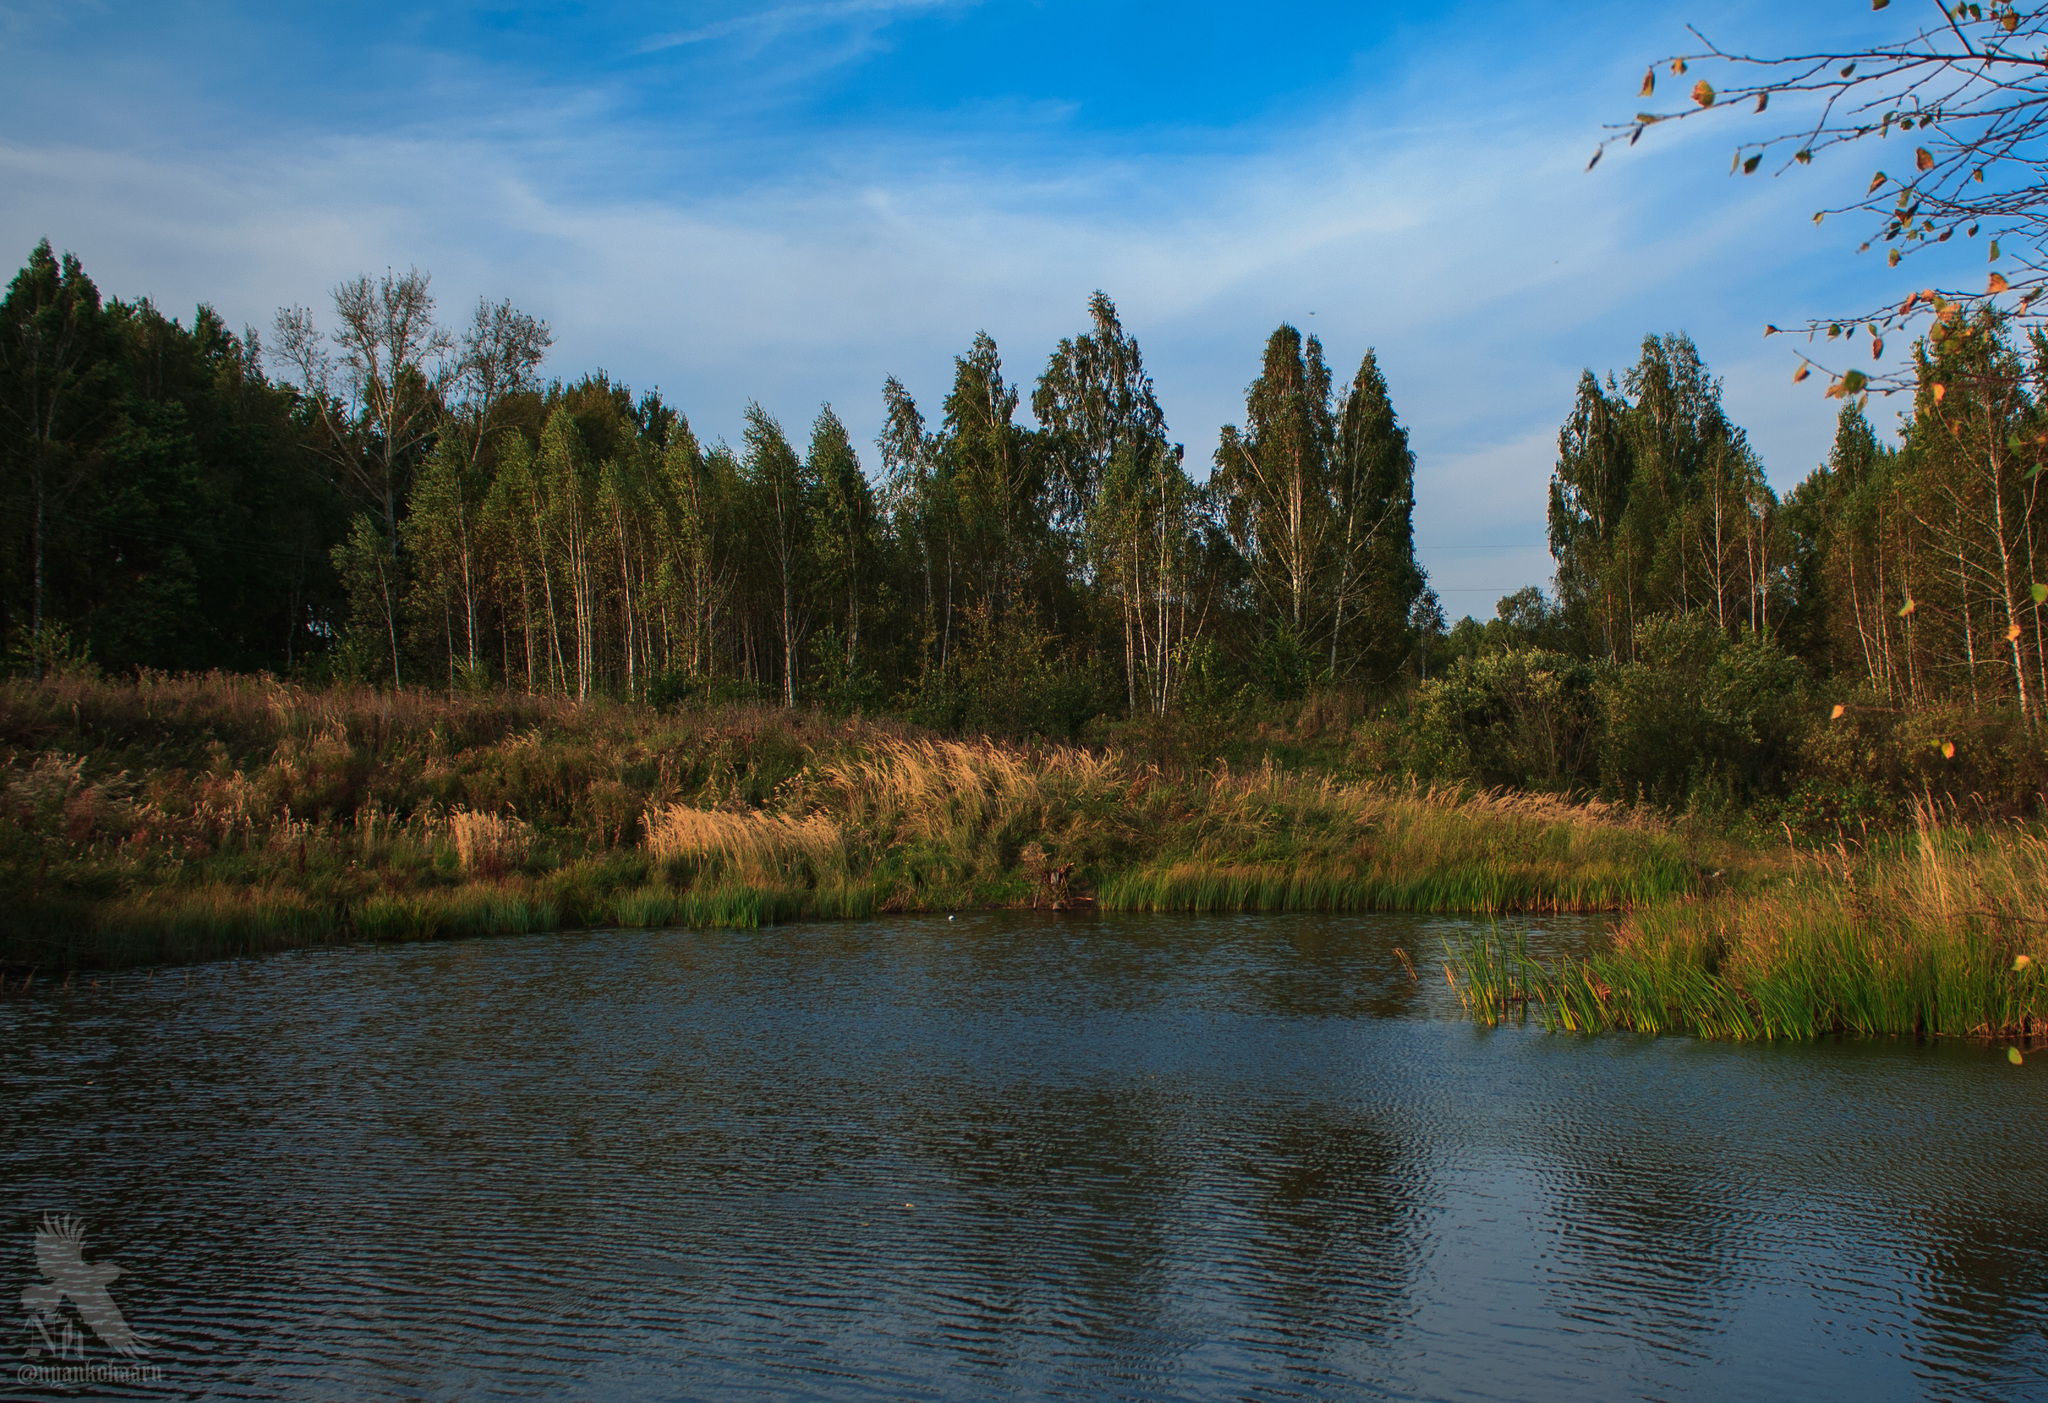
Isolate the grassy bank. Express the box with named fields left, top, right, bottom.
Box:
left=10, top=671, right=2044, bottom=1045
left=1450, top=804, right=2048, bottom=1042
left=0, top=671, right=1708, bottom=971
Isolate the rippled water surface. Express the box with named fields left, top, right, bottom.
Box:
left=3, top=912, right=2045, bottom=1401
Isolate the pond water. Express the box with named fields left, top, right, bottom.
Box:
left=2, top=912, right=2043, bottom=1401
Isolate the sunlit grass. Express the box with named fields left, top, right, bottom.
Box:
left=1477, top=804, right=2048, bottom=1041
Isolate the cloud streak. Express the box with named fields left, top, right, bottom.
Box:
left=639, top=0, right=960, bottom=54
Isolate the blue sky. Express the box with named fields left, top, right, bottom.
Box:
left=0, top=0, right=1974, bottom=615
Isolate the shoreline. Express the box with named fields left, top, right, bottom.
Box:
left=4, top=671, right=2042, bottom=1041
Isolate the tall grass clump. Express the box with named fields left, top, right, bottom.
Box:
left=1101, top=774, right=1690, bottom=915
left=816, top=736, right=1126, bottom=907
left=637, top=802, right=866, bottom=927
left=643, top=804, right=847, bottom=883
left=446, top=808, right=533, bottom=878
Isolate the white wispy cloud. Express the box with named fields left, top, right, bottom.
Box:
left=639, top=0, right=961, bottom=54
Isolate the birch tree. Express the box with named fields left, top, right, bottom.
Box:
left=1214, top=324, right=1336, bottom=657
left=272, top=268, right=454, bottom=549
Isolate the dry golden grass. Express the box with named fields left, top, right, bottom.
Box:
left=820, top=736, right=1123, bottom=828
left=446, top=808, right=534, bottom=877
left=643, top=804, right=847, bottom=883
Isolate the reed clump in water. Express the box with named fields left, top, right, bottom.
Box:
left=1445, top=927, right=1538, bottom=1025
left=1500, top=803, right=2048, bottom=1041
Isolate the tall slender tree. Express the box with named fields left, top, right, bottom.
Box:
left=1546, top=334, right=1778, bottom=659
left=1328, top=349, right=1424, bottom=681
left=808, top=405, right=878, bottom=682
left=1214, top=325, right=1337, bottom=653
left=744, top=403, right=814, bottom=706
left=1032, top=291, right=1167, bottom=535
left=942, top=332, right=1043, bottom=620
left=272, top=268, right=454, bottom=551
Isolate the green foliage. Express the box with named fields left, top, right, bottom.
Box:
left=904, top=604, right=1099, bottom=739
left=331, top=514, right=403, bottom=684
left=0, top=671, right=1710, bottom=969
left=1405, top=648, right=1600, bottom=790
left=1596, top=614, right=1809, bottom=810
left=0, top=242, right=344, bottom=675
left=1547, top=335, right=1778, bottom=661
left=1329, top=349, right=1424, bottom=682
left=1441, top=586, right=1575, bottom=664
left=1511, top=817, right=2048, bottom=1042
left=4, top=621, right=94, bottom=680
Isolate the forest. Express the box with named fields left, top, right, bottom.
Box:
left=5, top=238, right=2048, bottom=823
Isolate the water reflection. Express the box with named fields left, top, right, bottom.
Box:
left=1, top=911, right=2042, bottom=1401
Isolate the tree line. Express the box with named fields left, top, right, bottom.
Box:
left=1381, top=310, right=2048, bottom=819
left=1541, top=314, right=2048, bottom=721
left=0, top=244, right=1424, bottom=731
left=8, top=237, right=2048, bottom=756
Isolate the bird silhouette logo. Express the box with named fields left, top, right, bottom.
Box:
left=20, top=1214, right=147, bottom=1359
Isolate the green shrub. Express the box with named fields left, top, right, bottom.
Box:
left=1802, top=695, right=2048, bottom=815
left=1597, top=615, right=1808, bottom=810
left=1404, top=648, right=1599, bottom=789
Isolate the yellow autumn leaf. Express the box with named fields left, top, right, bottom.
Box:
left=2010, top=623, right=2025, bottom=642
left=1869, top=170, right=1887, bottom=194
left=2010, top=1047, right=2025, bottom=1065
left=1990, top=272, right=2011, bottom=293
left=1830, top=703, right=1846, bottom=719
left=1793, top=364, right=1811, bottom=383
left=1641, top=68, right=1655, bottom=97
left=1693, top=80, right=1715, bottom=107
left=1932, top=382, right=1946, bottom=403
left=1917, top=147, right=1935, bottom=172
left=1900, top=597, right=1918, bottom=617
left=1942, top=740, right=1956, bottom=759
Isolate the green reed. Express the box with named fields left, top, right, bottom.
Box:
left=1444, top=927, right=1538, bottom=1026
left=1505, top=824, right=2048, bottom=1041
